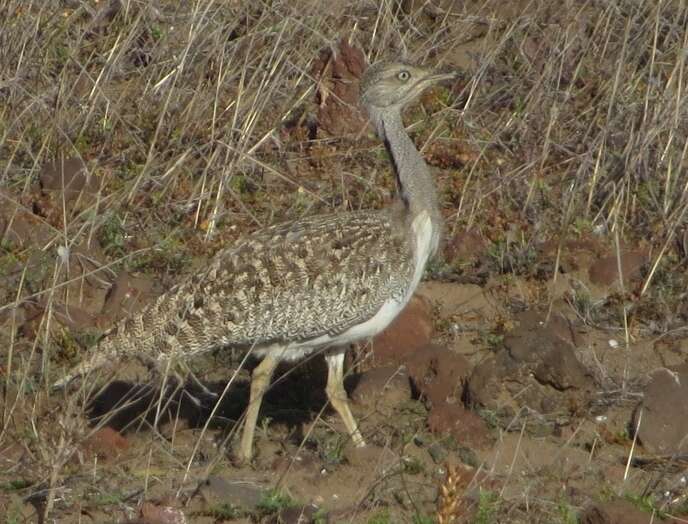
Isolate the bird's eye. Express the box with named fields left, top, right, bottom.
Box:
left=397, top=70, right=411, bottom=81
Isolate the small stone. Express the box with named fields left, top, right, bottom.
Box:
left=588, top=250, right=646, bottom=288
left=635, top=364, right=688, bottom=455
left=84, top=427, right=129, bottom=460
left=194, top=476, right=264, bottom=512
left=140, top=502, right=187, bottom=524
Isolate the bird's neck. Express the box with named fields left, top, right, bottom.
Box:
left=377, top=110, right=443, bottom=254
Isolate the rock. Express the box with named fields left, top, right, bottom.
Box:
left=504, top=311, right=592, bottom=391
left=466, top=310, right=593, bottom=425
left=579, top=500, right=656, bottom=524
left=405, top=344, right=471, bottom=406
left=635, top=364, right=688, bottom=455
left=311, top=40, right=368, bottom=137
left=371, top=295, right=433, bottom=365
left=588, top=250, right=646, bottom=288
left=195, top=476, right=264, bottom=512
left=139, top=502, right=187, bottom=524
left=348, top=366, right=412, bottom=415
left=84, top=427, right=129, bottom=460
left=427, top=403, right=491, bottom=449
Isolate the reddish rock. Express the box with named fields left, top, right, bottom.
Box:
left=588, top=250, right=646, bottom=288
left=85, top=427, right=129, bottom=460
left=140, top=502, right=186, bottom=524
left=405, top=344, right=471, bottom=406
left=428, top=403, right=491, bottom=448
left=635, top=363, right=688, bottom=455
left=349, top=366, right=412, bottom=416
left=371, top=295, right=433, bottom=365
left=312, top=39, right=368, bottom=137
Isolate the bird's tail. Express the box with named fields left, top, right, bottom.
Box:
left=52, top=350, right=113, bottom=390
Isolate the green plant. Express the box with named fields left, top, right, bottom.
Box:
left=256, top=489, right=295, bottom=515
left=412, top=514, right=436, bottom=524
left=367, top=509, right=391, bottom=524
left=205, top=503, right=243, bottom=519
left=623, top=493, right=667, bottom=519
left=556, top=498, right=578, bottom=524
left=2, top=479, right=32, bottom=491
left=474, top=490, right=500, bottom=524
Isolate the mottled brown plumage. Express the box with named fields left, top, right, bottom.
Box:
left=57, top=208, right=413, bottom=369
left=55, top=60, right=456, bottom=462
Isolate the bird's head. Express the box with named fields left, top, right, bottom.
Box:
left=360, top=61, right=456, bottom=111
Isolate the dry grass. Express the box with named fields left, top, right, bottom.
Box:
left=1, top=0, right=688, bottom=522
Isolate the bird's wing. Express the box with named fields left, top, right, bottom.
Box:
left=100, top=209, right=415, bottom=360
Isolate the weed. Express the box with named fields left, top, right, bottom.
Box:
left=412, top=514, right=436, bottom=524
left=623, top=493, right=667, bottom=519
left=556, top=498, right=578, bottom=524
left=402, top=456, right=425, bottom=476
left=474, top=490, right=500, bottom=524
left=256, top=489, right=295, bottom=515
left=90, top=491, right=125, bottom=507
left=366, top=509, right=391, bottom=524
left=203, top=503, right=243, bottom=519
left=98, top=213, right=127, bottom=259
left=320, top=433, right=346, bottom=466
left=2, top=479, right=32, bottom=491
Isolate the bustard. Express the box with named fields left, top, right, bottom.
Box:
left=54, top=61, right=455, bottom=462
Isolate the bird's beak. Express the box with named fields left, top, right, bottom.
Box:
left=424, top=70, right=459, bottom=85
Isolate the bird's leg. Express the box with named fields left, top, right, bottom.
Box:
left=324, top=349, right=365, bottom=448
left=237, top=353, right=279, bottom=463
left=177, top=361, right=218, bottom=400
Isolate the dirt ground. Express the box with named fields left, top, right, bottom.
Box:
left=1, top=0, right=688, bottom=523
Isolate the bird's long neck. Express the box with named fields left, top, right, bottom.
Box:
left=376, top=109, right=443, bottom=253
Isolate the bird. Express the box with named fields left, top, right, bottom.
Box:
left=54, top=60, right=455, bottom=463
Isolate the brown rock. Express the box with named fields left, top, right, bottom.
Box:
left=465, top=350, right=520, bottom=410
left=348, top=366, right=412, bottom=415
left=195, top=476, right=264, bottom=511
left=467, top=310, right=593, bottom=424
left=588, top=250, right=646, bottom=288
left=405, top=344, right=471, bottom=406
left=140, top=502, right=186, bottom=524
left=84, top=427, right=129, bottom=460
left=504, top=310, right=592, bottom=391
left=312, top=39, right=368, bottom=137
left=427, top=403, right=491, bottom=448
left=580, top=500, right=654, bottom=524
left=39, top=157, right=98, bottom=199
left=371, top=294, right=433, bottom=365
left=635, top=364, right=688, bottom=455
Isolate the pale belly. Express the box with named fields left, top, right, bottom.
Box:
left=252, top=212, right=436, bottom=362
